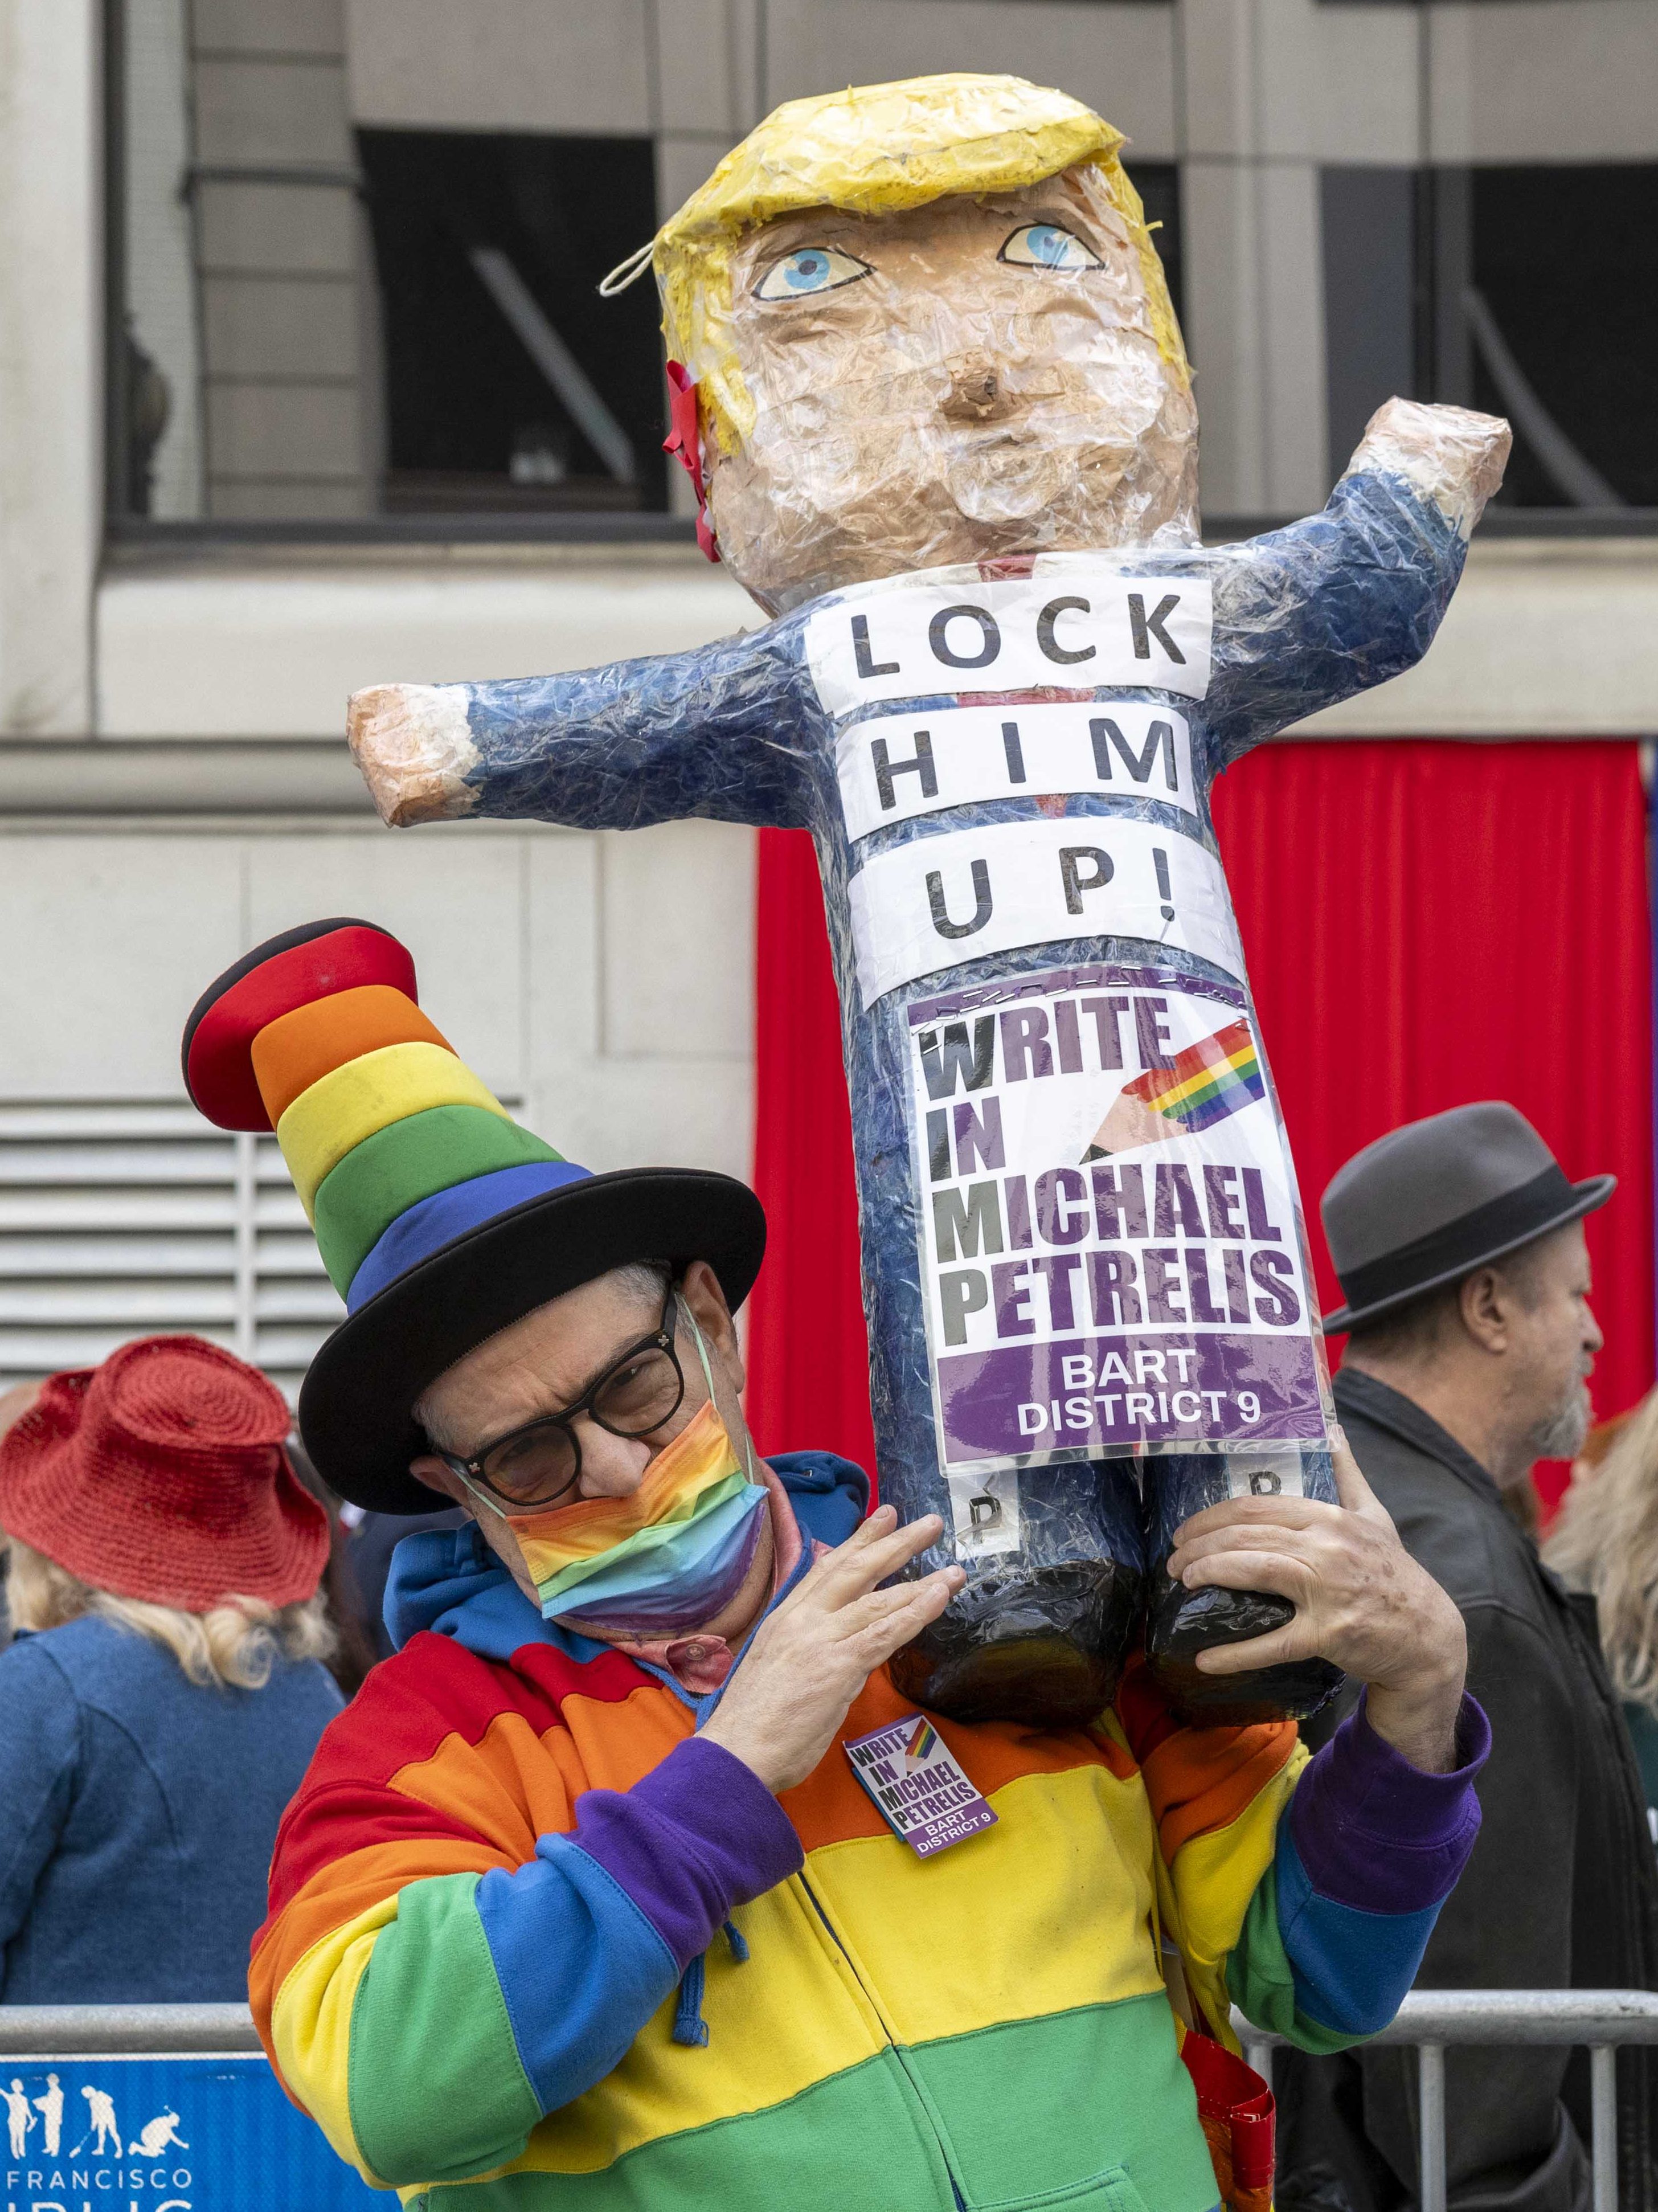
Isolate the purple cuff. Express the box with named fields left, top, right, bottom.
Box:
left=568, top=1736, right=804, bottom=1971
left=1288, top=1689, right=1490, bottom=1915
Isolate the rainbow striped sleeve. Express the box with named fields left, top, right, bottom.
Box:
left=1116, top=1666, right=1487, bottom=2054
left=1115, top=1658, right=1305, bottom=2043
left=1123, top=1019, right=1265, bottom=1135
left=1227, top=1691, right=1489, bottom=2049
left=249, top=1635, right=801, bottom=2190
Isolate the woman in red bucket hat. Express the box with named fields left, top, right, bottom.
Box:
left=0, top=1335, right=345, bottom=2004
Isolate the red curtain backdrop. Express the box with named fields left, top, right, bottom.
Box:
left=747, top=742, right=1654, bottom=1515
left=747, top=825, right=878, bottom=1481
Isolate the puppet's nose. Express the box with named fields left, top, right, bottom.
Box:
left=942, top=354, right=1006, bottom=423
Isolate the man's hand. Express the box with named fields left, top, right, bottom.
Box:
left=1165, top=1437, right=1468, bottom=1772
left=702, top=1506, right=965, bottom=1794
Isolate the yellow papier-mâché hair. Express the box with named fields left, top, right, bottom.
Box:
left=648, top=72, right=1190, bottom=458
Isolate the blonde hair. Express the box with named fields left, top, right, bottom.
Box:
left=1544, top=1387, right=1658, bottom=1711
left=647, top=71, right=1189, bottom=456
left=3, top=1536, right=336, bottom=1692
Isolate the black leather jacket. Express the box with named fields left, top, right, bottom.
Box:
left=1276, top=1367, right=1658, bottom=2212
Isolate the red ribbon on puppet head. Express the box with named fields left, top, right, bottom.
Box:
left=662, top=362, right=719, bottom=563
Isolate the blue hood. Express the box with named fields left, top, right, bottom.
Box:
left=382, top=1451, right=870, bottom=1667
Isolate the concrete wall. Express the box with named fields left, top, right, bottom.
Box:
left=81, top=538, right=1658, bottom=747
left=0, top=815, right=755, bottom=1181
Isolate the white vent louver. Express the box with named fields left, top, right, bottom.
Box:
left=0, top=1100, right=344, bottom=1406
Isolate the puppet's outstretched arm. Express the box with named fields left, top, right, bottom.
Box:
left=349, top=623, right=810, bottom=832
left=1208, top=398, right=1512, bottom=764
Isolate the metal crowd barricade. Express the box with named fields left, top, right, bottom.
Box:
left=0, top=2002, right=261, bottom=2054
left=1235, top=1990, right=1658, bottom=2212
left=3, top=1994, right=1657, bottom=2212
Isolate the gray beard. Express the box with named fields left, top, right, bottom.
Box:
left=1529, top=1379, right=1593, bottom=1463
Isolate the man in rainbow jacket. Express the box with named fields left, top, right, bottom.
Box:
left=186, top=919, right=1487, bottom=2212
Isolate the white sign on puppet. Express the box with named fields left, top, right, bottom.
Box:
left=847, top=816, right=1244, bottom=1008
left=833, top=699, right=1200, bottom=843
left=805, top=568, right=1214, bottom=718
left=903, top=964, right=1324, bottom=1470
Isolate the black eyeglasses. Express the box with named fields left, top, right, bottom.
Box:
left=437, top=1277, right=686, bottom=1511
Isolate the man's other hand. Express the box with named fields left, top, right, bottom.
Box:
left=1165, top=1437, right=1468, bottom=1772
left=701, top=1506, right=965, bottom=1794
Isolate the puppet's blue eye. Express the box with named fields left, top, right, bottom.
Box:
left=754, top=247, right=873, bottom=300
left=999, top=224, right=1103, bottom=273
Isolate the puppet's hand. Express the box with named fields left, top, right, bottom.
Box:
left=347, top=682, right=479, bottom=827
left=1165, top=1436, right=1468, bottom=1772
left=1344, top=396, right=1512, bottom=541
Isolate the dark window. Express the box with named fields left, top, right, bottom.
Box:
left=1323, top=160, right=1658, bottom=508
left=357, top=129, right=667, bottom=515
left=1321, top=166, right=1417, bottom=482
left=1459, top=164, right=1658, bottom=509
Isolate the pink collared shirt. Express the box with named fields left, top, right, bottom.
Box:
left=593, top=1463, right=824, bottom=1696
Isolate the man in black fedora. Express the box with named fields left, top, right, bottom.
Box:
left=1278, top=1101, right=1658, bottom=2212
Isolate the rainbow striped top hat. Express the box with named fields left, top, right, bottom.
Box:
left=182, top=918, right=765, bottom=1513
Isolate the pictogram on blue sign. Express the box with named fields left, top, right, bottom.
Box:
left=1, top=2055, right=376, bottom=2212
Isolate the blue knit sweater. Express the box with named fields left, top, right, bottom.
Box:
left=0, top=1615, right=342, bottom=2002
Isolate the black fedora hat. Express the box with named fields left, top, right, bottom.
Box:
left=1321, top=1101, right=1613, bottom=1335
left=183, top=920, right=765, bottom=1514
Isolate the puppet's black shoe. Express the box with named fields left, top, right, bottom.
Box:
left=1145, top=1575, right=1343, bottom=1725
left=889, top=1559, right=1144, bottom=1728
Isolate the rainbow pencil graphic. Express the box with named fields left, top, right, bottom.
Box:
left=1082, top=1019, right=1265, bottom=1160
left=905, top=1717, right=939, bottom=1765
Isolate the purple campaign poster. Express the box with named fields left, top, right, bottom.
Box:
left=906, top=960, right=1327, bottom=1472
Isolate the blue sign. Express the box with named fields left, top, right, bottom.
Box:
left=1, top=2055, right=378, bottom=2212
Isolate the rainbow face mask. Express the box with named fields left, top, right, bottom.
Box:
left=510, top=1312, right=770, bottom=1636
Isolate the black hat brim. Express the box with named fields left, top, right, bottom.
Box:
left=1322, top=1172, right=1614, bottom=1335
left=298, top=1167, right=766, bottom=1513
